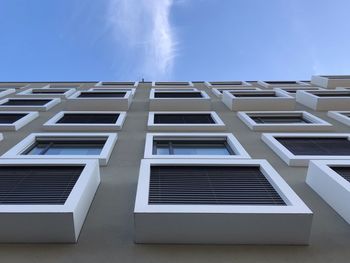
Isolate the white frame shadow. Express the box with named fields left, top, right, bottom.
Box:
left=1, top=132, right=118, bottom=166
left=144, top=133, right=251, bottom=159
left=262, top=133, right=350, bottom=166
left=134, top=159, right=313, bottom=244
left=238, top=111, right=333, bottom=131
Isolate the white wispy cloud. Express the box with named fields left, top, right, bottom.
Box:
left=107, top=0, right=178, bottom=79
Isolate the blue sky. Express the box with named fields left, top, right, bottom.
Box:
left=0, top=0, right=349, bottom=81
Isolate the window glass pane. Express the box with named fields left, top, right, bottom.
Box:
left=172, top=144, right=231, bottom=155
left=156, top=146, right=170, bottom=155
left=25, top=142, right=104, bottom=155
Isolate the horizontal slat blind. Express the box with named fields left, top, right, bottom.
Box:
left=0, top=166, right=82, bottom=204
left=149, top=166, right=285, bottom=205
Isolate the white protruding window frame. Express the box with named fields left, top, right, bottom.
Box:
left=0, top=158, right=100, bottom=243
left=88, top=87, right=136, bottom=96
left=134, top=159, right=313, bottom=244
left=43, top=111, right=127, bottom=131
left=296, top=90, right=350, bottom=111
left=306, top=160, right=350, bottom=225
left=66, top=90, right=132, bottom=111
left=0, top=111, right=39, bottom=131
left=1, top=132, right=118, bottom=166
left=274, top=87, right=324, bottom=97
left=211, top=87, right=261, bottom=98
left=149, top=89, right=211, bottom=111
left=0, top=83, right=30, bottom=90
left=147, top=111, right=226, bottom=131
left=0, top=89, right=16, bottom=98
left=16, top=88, right=76, bottom=98
left=222, top=90, right=295, bottom=111
left=262, top=133, right=350, bottom=166
left=95, top=81, right=139, bottom=88
left=311, top=75, right=350, bottom=89
left=327, top=111, right=350, bottom=126
left=258, top=80, right=311, bottom=88
left=205, top=81, right=252, bottom=88
left=144, top=133, right=251, bottom=159
left=238, top=111, right=332, bottom=131
left=151, top=81, right=194, bottom=88
left=0, top=98, right=61, bottom=111
left=43, top=83, right=82, bottom=89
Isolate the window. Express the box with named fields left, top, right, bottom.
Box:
left=43, top=83, right=81, bottom=89
left=152, top=81, right=193, bottom=88
left=211, top=87, right=260, bottom=98
left=0, top=159, right=100, bottom=242
left=95, top=81, right=138, bottom=87
left=311, top=75, right=350, bottom=88
left=238, top=111, right=332, bottom=131
left=0, top=98, right=60, bottom=111
left=0, top=111, right=39, bottom=131
left=262, top=133, right=350, bottom=166
left=17, top=88, right=76, bottom=98
left=148, top=111, right=225, bottom=131
left=88, top=87, right=136, bottom=96
left=0, top=88, right=15, bottom=98
left=150, top=89, right=210, bottom=111
left=67, top=91, right=132, bottom=111
left=205, top=81, right=252, bottom=87
left=258, top=80, right=310, bottom=88
left=2, top=133, right=118, bottom=166
left=222, top=90, right=295, bottom=111
left=144, top=133, right=250, bottom=158
left=296, top=90, right=350, bottom=110
left=134, top=159, right=312, bottom=244
left=274, top=87, right=324, bottom=97
left=306, top=160, right=350, bottom=225
left=328, top=111, right=350, bottom=126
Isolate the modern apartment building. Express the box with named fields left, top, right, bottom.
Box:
left=0, top=76, right=350, bottom=261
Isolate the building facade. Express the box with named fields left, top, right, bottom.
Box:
left=0, top=76, right=350, bottom=261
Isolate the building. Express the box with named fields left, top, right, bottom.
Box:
left=0, top=76, right=350, bottom=261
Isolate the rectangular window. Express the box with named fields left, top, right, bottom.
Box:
left=328, top=111, right=350, bottom=126
left=31, top=89, right=68, bottom=94
left=0, top=166, right=82, bottom=204
left=258, top=80, right=310, bottom=88
left=78, top=92, right=126, bottom=98
left=0, top=159, right=100, bottom=242
left=148, top=112, right=225, bottom=131
left=238, top=111, right=332, bottom=131
left=0, top=113, right=27, bottom=123
left=23, top=139, right=106, bottom=155
left=154, top=92, right=203, bottom=98
left=262, top=133, right=350, bottom=166
left=2, top=99, right=51, bottom=106
left=154, top=113, right=214, bottom=124
left=252, top=115, right=310, bottom=124
left=222, top=90, right=295, bottom=111
left=296, top=90, right=350, bottom=110
left=149, top=166, right=285, bottom=205
left=134, top=159, right=312, bottom=244
left=276, top=137, right=350, bottom=155
left=57, top=113, right=119, bottom=124
left=306, top=160, right=350, bottom=225
left=43, top=111, right=126, bottom=131
left=2, top=133, right=118, bottom=166
left=153, top=140, right=233, bottom=155
left=144, top=133, right=250, bottom=159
